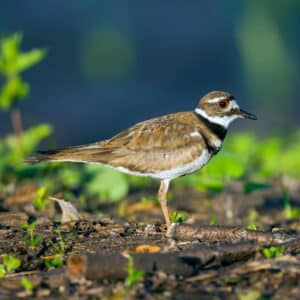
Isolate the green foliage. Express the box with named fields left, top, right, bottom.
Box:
left=175, top=131, right=300, bottom=193
left=247, top=223, right=257, bottom=231
left=0, top=265, right=6, bottom=278
left=0, top=124, right=52, bottom=180
left=124, top=256, right=144, bottom=289
left=44, top=228, right=66, bottom=269
left=0, top=33, right=46, bottom=110
left=85, top=165, right=129, bottom=201
left=244, top=182, right=271, bottom=194
left=0, top=33, right=50, bottom=183
left=209, top=214, right=217, bottom=225
left=0, top=254, right=21, bottom=278
left=44, top=256, right=64, bottom=269
left=33, top=186, right=50, bottom=211
left=21, top=221, right=43, bottom=249
left=205, top=152, right=245, bottom=181
left=170, top=211, right=188, bottom=223
left=21, top=277, right=34, bottom=293
left=283, top=192, right=300, bottom=220
left=51, top=228, right=67, bottom=254
left=262, top=246, right=285, bottom=259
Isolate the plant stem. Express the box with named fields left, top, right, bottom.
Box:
left=10, top=106, right=23, bottom=138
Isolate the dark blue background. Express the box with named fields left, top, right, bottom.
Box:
left=1, top=1, right=299, bottom=147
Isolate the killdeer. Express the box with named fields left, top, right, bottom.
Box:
left=28, top=91, right=257, bottom=232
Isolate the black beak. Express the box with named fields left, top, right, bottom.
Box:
left=239, top=109, right=257, bottom=120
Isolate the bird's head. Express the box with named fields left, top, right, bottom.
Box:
left=194, top=91, right=257, bottom=128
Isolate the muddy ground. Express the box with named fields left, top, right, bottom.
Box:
left=1, top=177, right=300, bottom=299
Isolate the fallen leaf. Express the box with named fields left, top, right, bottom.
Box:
left=50, top=197, right=81, bottom=223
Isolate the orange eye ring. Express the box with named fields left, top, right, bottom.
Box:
left=218, top=100, right=229, bottom=109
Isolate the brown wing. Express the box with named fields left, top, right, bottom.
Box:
left=29, top=112, right=206, bottom=173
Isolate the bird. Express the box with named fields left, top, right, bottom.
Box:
left=27, top=91, right=257, bottom=233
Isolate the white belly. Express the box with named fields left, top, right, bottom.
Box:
left=54, top=149, right=212, bottom=181
left=115, top=149, right=212, bottom=180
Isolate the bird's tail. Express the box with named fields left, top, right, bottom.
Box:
left=25, top=142, right=108, bottom=164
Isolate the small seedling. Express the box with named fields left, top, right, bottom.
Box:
left=170, top=211, right=188, bottom=223
left=0, top=33, right=46, bottom=137
left=262, top=246, right=285, bottom=259
left=247, top=223, right=257, bottom=231
left=21, top=220, right=43, bottom=249
left=51, top=228, right=67, bottom=254
left=21, top=277, right=34, bottom=294
left=124, top=256, right=144, bottom=289
left=44, top=228, right=67, bottom=269
left=248, top=209, right=260, bottom=223
left=0, top=254, right=21, bottom=278
left=209, top=214, right=217, bottom=225
left=33, top=186, right=50, bottom=211
left=283, top=192, right=300, bottom=220
left=44, top=255, right=64, bottom=269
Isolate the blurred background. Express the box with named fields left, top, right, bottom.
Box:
left=0, top=0, right=299, bottom=146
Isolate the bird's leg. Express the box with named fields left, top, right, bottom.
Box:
left=158, top=179, right=171, bottom=234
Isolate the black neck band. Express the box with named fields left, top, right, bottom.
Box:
left=194, top=111, right=227, bottom=141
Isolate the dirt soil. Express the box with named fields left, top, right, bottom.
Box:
left=1, top=178, right=300, bottom=299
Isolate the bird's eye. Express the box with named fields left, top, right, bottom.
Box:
left=218, top=100, right=228, bottom=109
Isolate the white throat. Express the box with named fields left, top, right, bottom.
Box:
left=194, top=107, right=241, bottom=129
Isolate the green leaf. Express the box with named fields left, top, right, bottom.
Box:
left=0, top=33, right=22, bottom=74
left=256, top=138, right=282, bottom=177
left=244, top=182, right=271, bottom=194
left=13, top=49, right=46, bottom=73
left=0, top=264, right=6, bottom=278
left=86, top=165, right=128, bottom=201
left=247, top=223, right=257, bottom=231
left=33, top=186, right=50, bottom=211
left=262, top=246, right=284, bottom=259
left=170, top=211, right=188, bottom=223
left=209, top=214, right=217, bottom=225
left=224, top=132, right=257, bottom=162
left=44, top=256, right=63, bottom=269
left=203, top=152, right=245, bottom=181
left=0, top=33, right=46, bottom=75
left=2, top=254, right=21, bottom=272
left=21, top=277, right=34, bottom=292
left=1, top=124, right=52, bottom=168
left=124, top=256, right=144, bottom=288
left=58, top=167, right=82, bottom=188
left=0, top=76, right=29, bottom=110
left=281, top=139, right=300, bottom=177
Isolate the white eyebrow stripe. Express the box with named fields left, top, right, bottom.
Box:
left=194, top=107, right=241, bottom=128
left=207, top=96, right=227, bottom=104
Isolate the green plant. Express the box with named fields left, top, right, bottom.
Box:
left=44, top=228, right=67, bottom=269
left=124, top=256, right=144, bottom=289
left=0, top=33, right=46, bottom=136
left=248, top=209, right=260, bottom=223
left=243, top=182, right=270, bottom=194
left=44, top=256, right=64, bottom=269
left=85, top=164, right=128, bottom=201
left=262, top=246, right=285, bottom=259
left=209, top=214, right=217, bottom=225
left=21, top=220, right=43, bottom=249
left=0, top=254, right=21, bottom=278
left=283, top=191, right=300, bottom=220
left=33, top=186, right=50, bottom=211
left=52, top=228, right=67, bottom=254
left=21, top=277, right=34, bottom=293
left=247, top=223, right=257, bottom=231
left=170, top=211, right=188, bottom=223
